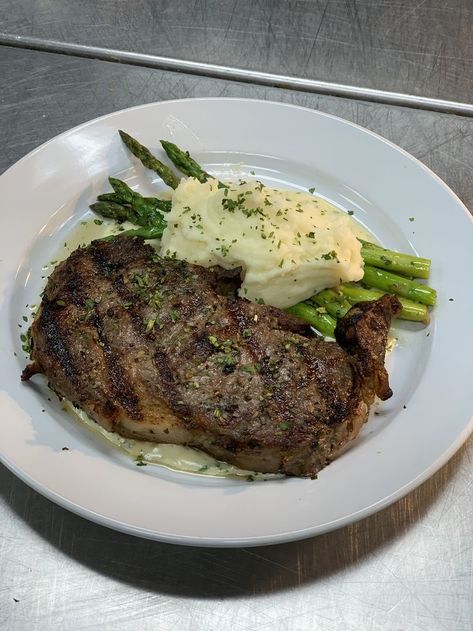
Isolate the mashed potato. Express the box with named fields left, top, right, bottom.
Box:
left=160, top=178, right=364, bottom=309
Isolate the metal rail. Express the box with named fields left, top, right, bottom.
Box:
left=2, top=33, right=473, bottom=118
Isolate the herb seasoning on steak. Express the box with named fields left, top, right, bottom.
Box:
left=22, top=236, right=401, bottom=476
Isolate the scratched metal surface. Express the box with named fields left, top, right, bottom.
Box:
left=1, top=0, right=473, bottom=103
left=0, top=47, right=473, bottom=630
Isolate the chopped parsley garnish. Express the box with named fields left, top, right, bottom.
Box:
left=240, top=363, right=261, bottom=374
left=208, top=335, right=238, bottom=353
left=221, top=193, right=246, bottom=213
left=145, top=318, right=156, bottom=332
left=215, top=354, right=237, bottom=369
left=169, top=308, right=180, bottom=322
left=20, top=329, right=32, bottom=356
left=321, top=250, right=338, bottom=260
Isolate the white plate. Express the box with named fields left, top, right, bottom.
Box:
left=1, top=98, right=472, bottom=547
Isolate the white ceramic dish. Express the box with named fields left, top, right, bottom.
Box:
left=1, top=98, right=472, bottom=547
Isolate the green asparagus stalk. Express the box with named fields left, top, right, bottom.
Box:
left=310, top=289, right=352, bottom=319
left=160, top=140, right=226, bottom=188
left=108, top=177, right=170, bottom=219
left=116, top=226, right=165, bottom=240
left=338, top=284, right=430, bottom=323
left=359, top=240, right=431, bottom=279
left=90, top=200, right=167, bottom=234
left=96, top=192, right=124, bottom=204
left=98, top=189, right=172, bottom=213
left=286, top=302, right=336, bottom=338
left=89, top=201, right=142, bottom=226
left=119, top=130, right=181, bottom=189
left=144, top=197, right=172, bottom=213
left=100, top=226, right=164, bottom=242
left=160, top=140, right=210, bottom=182
left=362, top=265, right=437, bottom=306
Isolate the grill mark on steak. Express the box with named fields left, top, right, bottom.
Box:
left=89, top=310, right=142, bottom=421
left=226, top=299, right=291, bottom=431
left=109, top=274, right=155, bottom=336
left=154, top=350, right=176, bottom=385
left=31, top=299, right=77, bottom=381
left=298, top=344, right=358, bottom=426
left=90, top=237, right=139, bottom=275
left=153, top=350, right=192, bottom=420
left=95, top=257, right=205, bottom=418
left=71, top=249, right=144, bottom=421
left=92, top=241, right=201, bottom=422
left=30, top=264, right=93, bottom=384
left=225, top=299, right=337, bottom=443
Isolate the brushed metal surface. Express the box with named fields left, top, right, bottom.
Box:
left=0, top=0, right=472, bottom=103
left=3, top=33, right=473, bottom=117
left=1, top=440, right=473, bottom=631
left=2, top=47, right=473, bottom=210
left=0, top=47, right=472, bottom=630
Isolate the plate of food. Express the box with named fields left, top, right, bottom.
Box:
left=1, top=98, right=472, bottom=547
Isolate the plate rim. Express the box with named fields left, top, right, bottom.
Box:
left=1, top=96, right=471, bottom=223
left=1, top=421, right=472, bottom=548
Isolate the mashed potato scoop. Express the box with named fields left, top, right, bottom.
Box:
left=160, top=178, right=364, bottom=309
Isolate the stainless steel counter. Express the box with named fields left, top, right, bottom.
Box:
left=1, top=0, right=473, bottom=101
left=1, top=10, right=472, bottom=630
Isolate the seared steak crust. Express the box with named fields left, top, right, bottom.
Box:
left=23, top=236, right=401, bottom=476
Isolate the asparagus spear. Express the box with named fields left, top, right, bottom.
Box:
left=310, top=288, right=352, bottom=319
left=98, top=188, right=172, bottom=213
left=144, top=197, right=172, bottom=213
left=109, top=177, right=170, bottom=218
left=96, top=192, right=124, bottom=204
left=89, top=201, right=142, bottom=226
left=101, top=225, right=165, bottom=241
left=90, top=200, right=167, bottom=233
left=119, top=130, right=181, bottom=189
left=286, top=302, right=336, bottom=338
left=338, top=284, right=430, bottom=323
left=359, top=240, right=431, bottom=279
left=161, top=140, right=226, bottom=188
left=161, top=140, right=210, bottom=183
left=362, top=265, right=437, bottom=306
left=116, top=226, right=165, bottom=240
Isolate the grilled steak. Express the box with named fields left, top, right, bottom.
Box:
left=22, top=236, right=401, bottom=476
